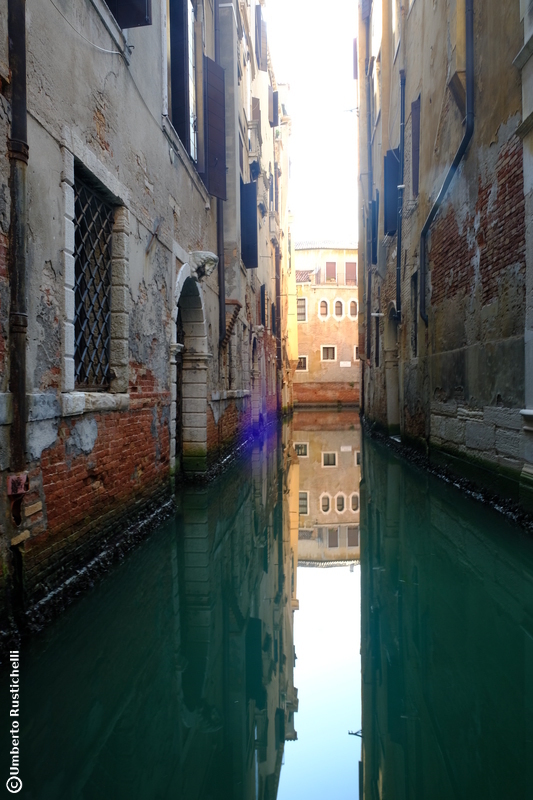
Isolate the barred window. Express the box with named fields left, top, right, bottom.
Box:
left=297, top=298, right=307, bottom=321
left=296, top=356, right=307, bottom=371
left=322, top=346, right=336, bottom=361
left=299, top=492, right=308, bottom=515
left=74, top=175, right=114, bottom=389
left=322, top=452, right=336, bottom=467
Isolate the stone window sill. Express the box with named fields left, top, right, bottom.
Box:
left=62, top=391, right=130, bottom=417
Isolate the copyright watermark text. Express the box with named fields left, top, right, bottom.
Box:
left=6, top=650, right=21, bottom=794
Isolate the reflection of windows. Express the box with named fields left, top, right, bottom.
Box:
left=328, top=528, right=339, bottom=548
left=347, top=526, right=359, bottom=547
left=336, top=494, right=345, bottom=512
left=321, top=494, right=330, bottom=512
left=320, top=300, right=328, bottom=317
left=297, top=298, right=307, bottom=322
left=299, top=492, right=308, bottom=515
left=322, top=346, right=336, bottom=361
left=322, top=452, right=336, bottom=467
left=296, top=355, right=307, bottom=371
left=350, top=301, right=358, bottom=317
left=351, top=493, right=359, bottom=511
left=326, top=261, right=336, bottom=282
left=294, top=442, right=308, bottom=457
left=335, top=300, right=343, bottom=317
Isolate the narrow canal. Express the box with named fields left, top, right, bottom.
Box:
left=2, top=410, right=533, bottom=799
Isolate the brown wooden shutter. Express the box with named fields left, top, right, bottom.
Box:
left=255, top=6, right=262, bottom=69
left=260, top=20, right=268, bottom=71
left=326, top=261, right=336, bottom=281
left=412, top=95, right=421, bottom=198
left=384, top=149, right=399, bottom=235
left=346, top=262, right=357, bottom=284
left=371, top=191, right=379, bottom=265
left=169, top=0, right=189, bottom=150
left=241, top=180, right=258, bottom=268
left=204, top=56, right=226, bottom=200
left=273, top=91, right=279, bottom=126
left=106, top=0, right=152, bottom=28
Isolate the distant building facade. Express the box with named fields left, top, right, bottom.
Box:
left=294, top=243, right=361, bottom=406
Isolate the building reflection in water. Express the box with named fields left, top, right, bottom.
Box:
left=361, top=436, right=533, bottom=800
left=5, top=427, right=299, bottom=800
left=293, top=410, right=361, bottom=566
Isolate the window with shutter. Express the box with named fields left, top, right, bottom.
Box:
left=328, top=528, right=339, bottom=548
left=326, top=262, right=336, bottom=282
left=268, top=85, right=274, bottom=126
left=240, top=180, right=258, bottom=268
left=297, top=298, right=307, bottom=322
left=272, top=92, right=279, bottom=126
left=347, top=526, right=359, bottom=547
left=260, top=18, right=268, bottom=71
left=169, top=0, right=196, bottom=158
left=371, top=192, right=379, bottom=265
left=260, top=284, right=266, bottom=326
left=255, top=5, right=267, bottom=71
left=271, top=302, right=276, bottom=334
left=345, top=262, right=357, bottom=285
left=350, top=301, right=358, bottom=317
left=106, top=0, right=152, bottom=28
left=384, top=148, right=399, bottom=235
left=412, top=95, right=421, bottom=198
left=203, top=56, right=226, bottom=199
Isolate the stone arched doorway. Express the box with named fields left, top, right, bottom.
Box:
left=172, top=263, right=210, bottom=476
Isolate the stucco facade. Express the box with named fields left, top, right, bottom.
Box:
left=357, top=0, right=532, bottom=502
left=0, top=0, right=292, bottom=626
left=294, top=244, right=361, bottom=407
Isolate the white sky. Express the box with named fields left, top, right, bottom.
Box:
left=265, top=0, right=359, bottom=243
left=277, top=566, right=362, bottom=799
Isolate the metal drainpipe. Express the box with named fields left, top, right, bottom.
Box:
left=215, top=0, right=226, bottom=343
left=420, top=0, right=474, bottom=325
left=365, top=15, right=373, bottom=362
left=8, top=0, right=29, bottom=475
left=396, top=70, right=406, bottom=321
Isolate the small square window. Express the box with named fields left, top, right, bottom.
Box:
left=322, top=346, right=336, bottom=361
left=297, top=298, right=307, bottom=322
left=296, top=356, right=308, bottom=371
left=294, top=443, right=308, bottom=457
left=322, top=452, right=336, bottom=467
left=299, top=492, right=308, bottom=515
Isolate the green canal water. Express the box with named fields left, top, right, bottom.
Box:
left=1, top=414, right=533, bottom=799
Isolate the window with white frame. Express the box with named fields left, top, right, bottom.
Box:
left=350, top=301, right=358, bottom=317
left=296, top=355, right=308, bottom=371
left=297, top=298, right=307, bottom=322
left=299, top=492, right=309, bottom=515
left=321, top=346, right=336, bottom=361
left=336, top=493, right=346, bottom=512
left=351, top=492, right=359, bottom=511
left=326, top=261, right=336, bottom=282
left=294, top=442, right=308, bottom=457
left=321, top=493, right=331, bottom=513
left=354, top=346, right=360, bottom=360
left=335, top=300, right=343, bottom=317
left=319, top=300, right=328, bottom=317
left=322, top=452, right=337, bottom=467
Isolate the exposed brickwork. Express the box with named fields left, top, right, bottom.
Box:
left=431, top=135, right=525, bottom=307
left=0, top=232, right=8, bottom=391
left=294, top=382, right=360, bottom=406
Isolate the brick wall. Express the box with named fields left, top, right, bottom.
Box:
left=294, top=382, right=360, bottom=406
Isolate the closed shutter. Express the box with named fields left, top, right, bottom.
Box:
left=260, top=284, right=266, bottom=326
left=412, top=96, right=421, bottom=198
left=107, top=0, right=152, bottom=28
left=273, top=91, right=279, bottom=126
left=384, top=149, right=399, bottom=235
left=346, top=261, right=357, bottom=285
left=255, top=5, right=262, bottom=68
left=271, top=302, right=276, bottom=334
left=260, top=19, right=268, bottom=71
left=268, top=85, right=274, bottom=125
left=371, top=191, right=379, bottom=265
left=204, top=56, right=226, bottom=200
left=241, top=180, right=258, bottom=268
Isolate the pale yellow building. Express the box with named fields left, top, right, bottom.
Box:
left=294, top=244, right=361, bottom=407
left=293, top=410, right=361, bottom=564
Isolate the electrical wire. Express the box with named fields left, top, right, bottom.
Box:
left=48, top=0, right=123, bottom=55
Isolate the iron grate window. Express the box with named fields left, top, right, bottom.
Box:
left=74, top=176, right=114, bottom=389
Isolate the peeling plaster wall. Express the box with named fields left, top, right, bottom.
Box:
left=359, top=0, right=528, bottom=492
